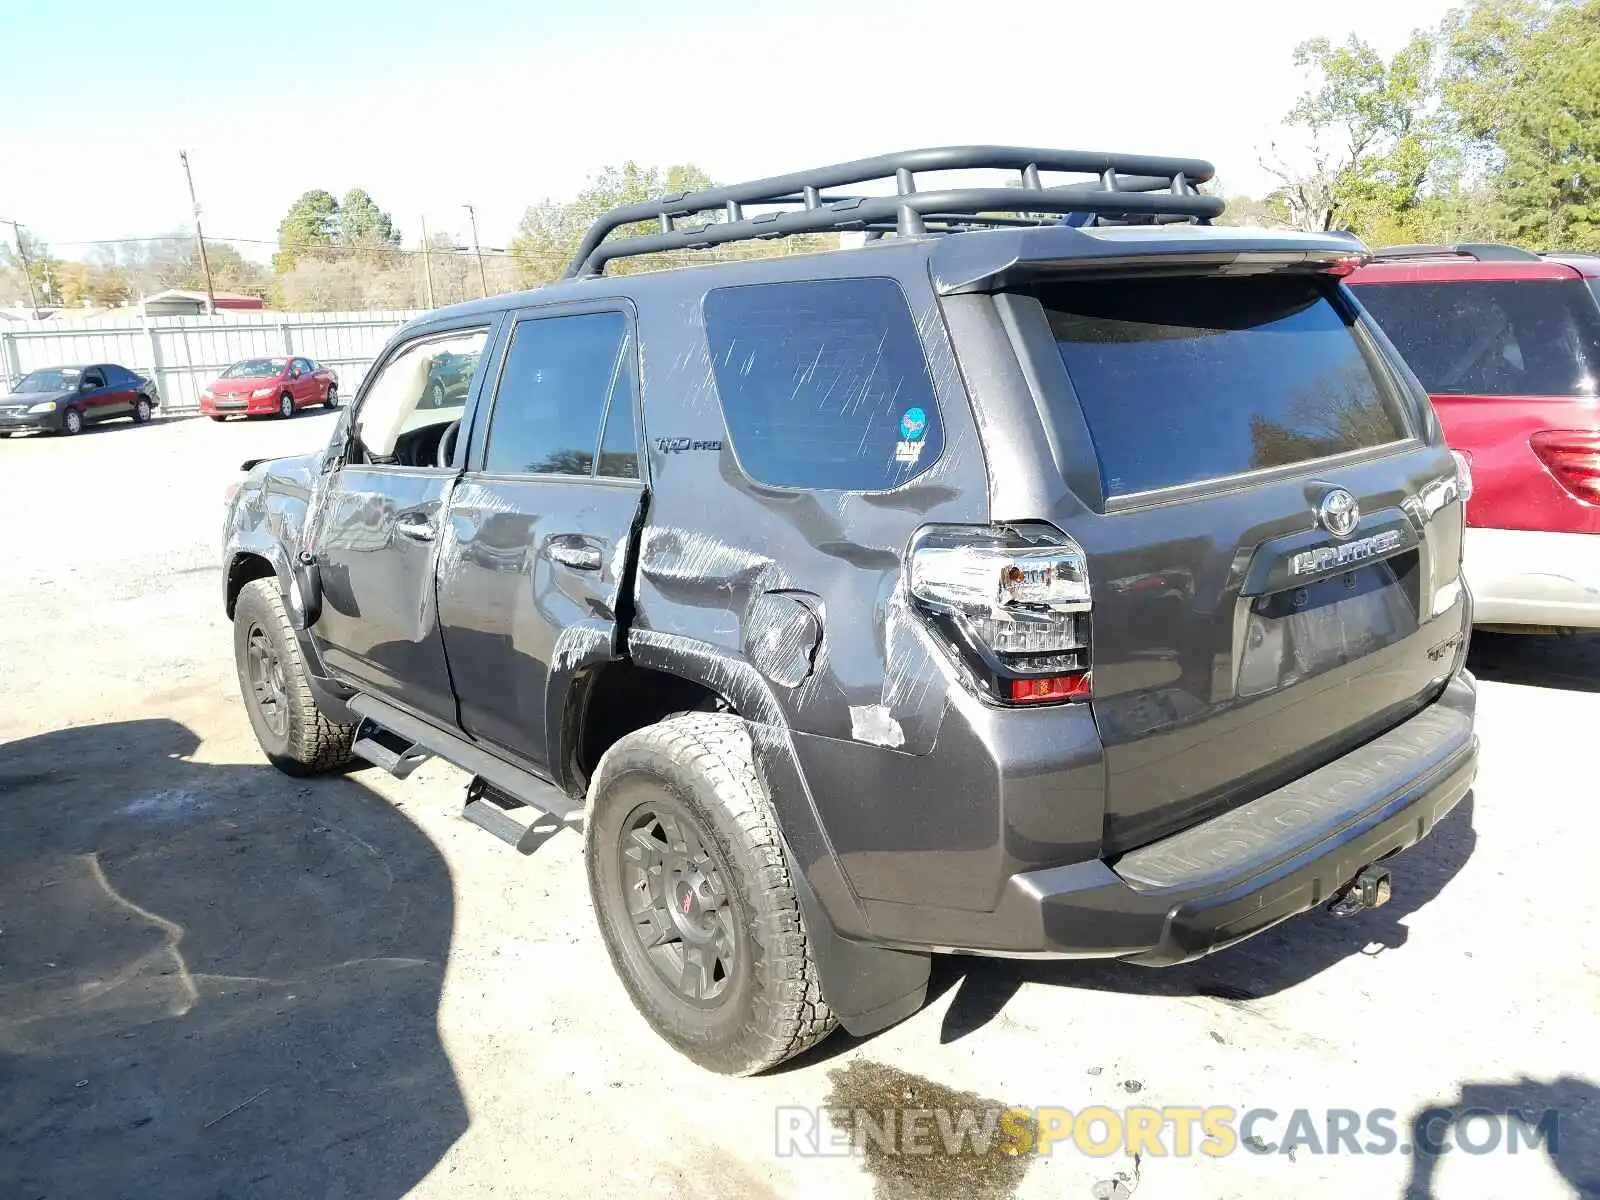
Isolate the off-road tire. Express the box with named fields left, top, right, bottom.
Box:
left=233, top=578, right=355, bottom=776
left=586, top=713, right=837, bottom=1075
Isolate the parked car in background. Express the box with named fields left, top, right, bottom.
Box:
left=201, top=356, right=339, bottom=421
left=0, top=363, right=160, bottom=436
left=1349, top=245, right=1600, bottom=632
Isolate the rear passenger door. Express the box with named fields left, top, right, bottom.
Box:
left=436, top=304, right=646, bottom=772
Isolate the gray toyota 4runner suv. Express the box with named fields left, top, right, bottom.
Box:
left=223, top=147, right=1479, bottom=1075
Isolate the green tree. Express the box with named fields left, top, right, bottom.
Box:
left=274, top=189, right=341, bottom=272
left=511, top=162, right=717, bottom=283
left=1441, top=0, right=1600, bottom=250
left=339, top=188, right=401, bottom=256
left=1264, top=31, right=1445, bottom=236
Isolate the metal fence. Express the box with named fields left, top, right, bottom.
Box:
left=0, top=309, right=425, bottom=413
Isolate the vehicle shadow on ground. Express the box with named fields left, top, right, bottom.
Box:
left=930, top=792, right=1479, bottom=1045
left=1401, top=1075, right=1600, bottom=1198
left=1468, top=630, right=1600, bottom=693
left=0, top=718, right=466, bottom=1200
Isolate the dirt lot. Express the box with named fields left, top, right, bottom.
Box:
left=1, top=412, right=1595, bottom=1200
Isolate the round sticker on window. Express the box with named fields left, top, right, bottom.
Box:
left=895, top=407, right=929, bottom=465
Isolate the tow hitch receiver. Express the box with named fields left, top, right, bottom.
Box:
left=1328, top=865, right=1392, bottom=918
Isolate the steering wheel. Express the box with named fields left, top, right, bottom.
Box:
left=436, top=420, right=460, bottom=469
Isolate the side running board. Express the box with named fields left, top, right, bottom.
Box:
left=463, top=778, right=570, bottom=854
left=351, top=717, right=431, bottom=779
left=346, top=693, right=581, bottom=819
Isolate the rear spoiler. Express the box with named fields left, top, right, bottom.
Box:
left=931, top=227, right=1370, bottom=294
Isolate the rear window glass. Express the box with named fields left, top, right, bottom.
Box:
left=1351, top=279, right=1600, bottom=398
left=1038, top=275, right=1408, bottom=497
left=703, top=278, right=942, bottom=490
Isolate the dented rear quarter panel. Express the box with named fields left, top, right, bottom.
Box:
left=624, top=244, right=1110, bottom=916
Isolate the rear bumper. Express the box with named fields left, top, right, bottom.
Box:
left=887, top=672, right=1477, bottom=964
left=1464, top=527, right=1600, bottom=629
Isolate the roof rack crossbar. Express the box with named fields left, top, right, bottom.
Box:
left=1370, top=242, right=1543, bottom=263
left=564, top=145, right=1219, bottom=278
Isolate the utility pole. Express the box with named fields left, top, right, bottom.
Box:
left=0, top=218, right=42, bottom=313
left=463, top=203, right=489, bottom=298
left=178, top=150, right=217, bottom=314
left=419, top=215, right=435, bottom=308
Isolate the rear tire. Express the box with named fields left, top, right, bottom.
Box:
left=278, top=392, right=295, bottom=419
left=585, top=713, right=837, bottom=1075
left=233, top=578, right=356, bottom=776
left=60, top=407, right=84, bottom=436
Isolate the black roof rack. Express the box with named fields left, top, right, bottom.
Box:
left=1369, top=242, right=1543, bottom=263
left=564, top=146, right=1223, bottom=278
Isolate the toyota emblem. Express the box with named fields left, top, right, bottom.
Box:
left=1318, top=488, right=1360, bottom=538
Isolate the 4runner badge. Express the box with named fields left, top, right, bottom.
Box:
left=1290, top=529, right=1403, bottom=576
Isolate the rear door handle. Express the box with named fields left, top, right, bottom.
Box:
left=549, top=538, right=602, bottom=571
left=395, top=514, right=436, bottom=541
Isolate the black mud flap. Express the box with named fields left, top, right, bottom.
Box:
left=783, top=841, right=930, bottom=1038
left=292, top=553, right=322, bottom=630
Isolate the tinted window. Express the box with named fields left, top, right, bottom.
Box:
left=1038, top=275, right=1407, bottom=497
left=596, top=349, right=639, bottom=479
left=703, top=278, right=942, bottom=491
left=81, top=368, right=106, bottom=389
left=1352, top=279, right=1600, bottom=397
left=484, top=312, right=634, bottom=477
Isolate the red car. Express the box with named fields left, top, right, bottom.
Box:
left=201, top=356, right=339, bottom=421
left=1349, top=245, right=1600, bottom=631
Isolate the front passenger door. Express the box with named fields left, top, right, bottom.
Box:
left=436, top=307, right=646, bottom=771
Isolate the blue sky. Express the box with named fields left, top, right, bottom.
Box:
left=1, top=0, right=1459, bottom=261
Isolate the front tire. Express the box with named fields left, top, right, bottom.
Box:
left=60, top=407, right=84, bottom=436
left=132, top=395, right=153, bottom=423
left=209, top=414, right=228, bottom=423
left=232, top=578, right=356, bottom=776
left=324, top=385, right=339, bottom=410
left=586, top=713, right=837, bottom=1075
left=278, top=392, right=295, bottom=419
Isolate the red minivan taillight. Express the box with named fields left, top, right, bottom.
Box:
left=908, top=523, right=1092, bottom=705
left=1530, top=430, right=1600, bottom=504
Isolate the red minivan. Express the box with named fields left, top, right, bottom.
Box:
left=1349, top=246, right=1600, bottom=631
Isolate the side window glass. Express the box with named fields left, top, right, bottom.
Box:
left=354, top=329, right=488, bottom=462
left=596, top=332, right=639, bottom=479
left=483, top=311, right=632, bottom=477
left=702, top=278, right=943, bottom=490
left=83, top=368, right=106, bottom=389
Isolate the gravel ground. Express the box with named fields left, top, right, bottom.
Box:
left=0, top=412, right=1595, bottom=1200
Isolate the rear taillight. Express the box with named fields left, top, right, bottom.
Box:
left=1450, top=450, right=1474, bottom=503
left=1530, top=430, right=1600, bottom=504
left=908, top=523, right=1091, bottom=705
